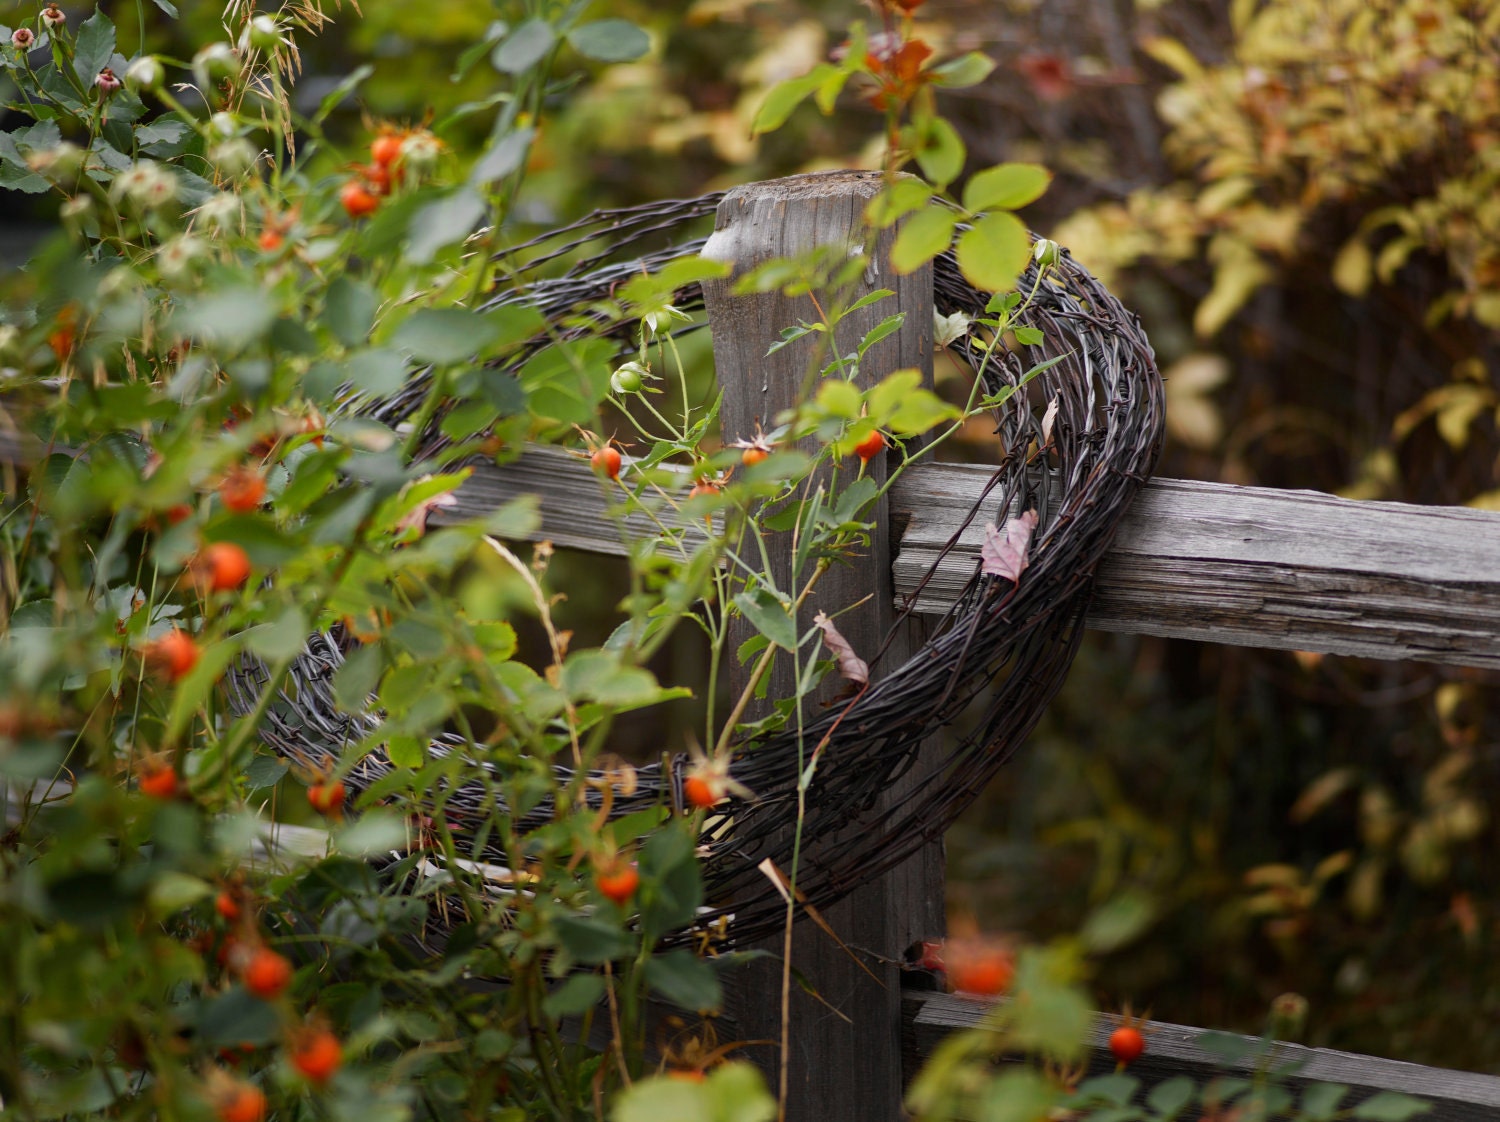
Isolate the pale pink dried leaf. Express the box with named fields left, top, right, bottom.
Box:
left=813, top=610, right=869, bottom=685
left=395, top=490, right=459, bottom=539
left=1041, top=395, right=1060, bottom=445
left=980, top=509, right=1039, bottom=583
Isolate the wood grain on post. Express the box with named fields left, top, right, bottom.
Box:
left=699, top=171, right=944, bottom=1122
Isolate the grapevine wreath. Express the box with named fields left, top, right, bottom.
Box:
left=226, top=181, right=1165, bottom=946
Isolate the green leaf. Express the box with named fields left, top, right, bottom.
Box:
left=153, top=0, right=179, bottom=14
left=172, top=287, right=276, bottom=351
left=929, top=51, right=997, bottom=89
left=326, top=277, right=378, bottom=348
left=866, top=179, right=932, bottom=229
left=543, top=973, right=606, bottom=1018
left=857, top=312, right=905, bottom=357
left=956, top=211, right=1031, bottom=294
left=751, top=70, right=825, bottom=135
left=1013, top=325, right=1045, bottom=346
left=732, top=588, right=798, bottom=652
left=815, top=377, right=862, bottom=419
left=561, top=650, right=665, bottom=707
left=567, top=19, right=651, bottom=62
left=243, top=754, right=289, bottom=791
left=977, top=1069, right=1060, bottom=1122
left=492, top=18, right=556, bottom=74
left=73, top=9, right=117, bottom=85
left=706, top=1063, right=777, bottom=1122
left=1079, top=889, right=1156, bottom=953
left=612, top=1076, right=710, bottom=1122
left=1146, top=1077, right=1195, bottom=1119
left=313, top=64, right=374, bottom=127
left=886, top=386, right=959, bottom=436
left=470, top=127, right=535, bottom=186
left=406, top=188, right=487, bottom=265
left=890, top=205, right=956, bottom=275
left=196, top=988, right=280, bottom=1046
left=914, top=117, right=966, bottom=189
left=148, top=871, right=213, bottom=916
left=386, top=735, right=425, bottom=768
left=333, top=645, right=383, bottom=712
left=644, top=949, right=723, bottom=1013
left=341, top=348, right=408, bottom=398
left=1351, top=1092, right=1433, bottom=1121
left=390, top=308, right=504, bottom=365
left=1300, top=1084, right=1349, bottom=1121
left=245, top=606, right=309, bottom=662
left=335, top=812, right=408, bottom=856
left=136, top=119, right=190, bottom=157
left=518, top=337, right=615, bottom=426
left=1074, top=1074, right=1140, bottom=1108
left=639, top=827, right=703, bottom=939
left=553, top=914, right=632, bottom=965
left=962, top=163, right=1052, bottom=212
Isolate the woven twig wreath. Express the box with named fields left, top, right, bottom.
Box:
left=226, top=190, right=1164, bottom=946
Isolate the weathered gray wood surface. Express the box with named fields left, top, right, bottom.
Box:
left=443, top=447, right=1500, bottom=670
left=700, top=170, right=945, bottom=1122
left=903, top=990, right=1500, bottom=1121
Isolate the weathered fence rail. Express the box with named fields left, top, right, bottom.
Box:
left=441, top=443, right=1500, bottom=669
left=903, top=993, right=1500, bottom=1122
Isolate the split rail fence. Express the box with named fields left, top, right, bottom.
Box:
left=7, top=171, right=1500, bottom=1120
left=444, top=174, right=1500, bottom=1122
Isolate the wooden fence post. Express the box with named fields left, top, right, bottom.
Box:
left=700, top=171, right=944, bottom=1122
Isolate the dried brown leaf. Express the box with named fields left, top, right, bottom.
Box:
left=812, top=611, right=869, bottom=685
left=980, top=510, right=1038, bottom=583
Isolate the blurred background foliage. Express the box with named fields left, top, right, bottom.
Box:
left=7, top=0, right=1499, bottom=1074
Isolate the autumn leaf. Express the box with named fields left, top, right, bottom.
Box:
left=980, top=510, right=1038, bottom=583
left=813, top=611, right=869, bottom=685
left=1040, top=396, right=1059, bottom=445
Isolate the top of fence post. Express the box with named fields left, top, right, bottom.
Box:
left=700, top=171, right=944, bottom=1122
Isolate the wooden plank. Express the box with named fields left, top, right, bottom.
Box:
left=903, top=990, right=1500, bottom=1122
left=893, top=464, right=1500, bottom=668
left=699, top=170, right=945, bottom=1122
left=443, top=449, right=1500, bottom=670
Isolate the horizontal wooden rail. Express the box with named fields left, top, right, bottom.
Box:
left=902, top=989, right=1500, bottom=1121
left=444, top=445, right=1500, bottom=671
left=9, top=432, right=1499, bottom=667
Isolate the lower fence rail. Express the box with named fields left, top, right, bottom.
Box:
left=902, top=987, right=1500, bottom=1121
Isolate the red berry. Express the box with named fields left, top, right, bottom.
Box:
left=339, top=179, right=379, bottom=219
left=854, top=429, right=886, bottom=462
left=138, top=764, right=179, bottom=800
left=595, top=863, right=640, bottom=905
left=687, top=481, right=720, bottom=500
left=307, top=781, right=345, bottom=817
left=219, top=466, right=266, bottom=513
left=215, top=1081, right=266, bottom=1122
left=944, top=938, right=1015, bottom=996
left=240, top=946, right=293, bottom=999
left=291, top=1027, right=343, bottom=1083
left=741, top=446, right=768, bottom=466
left=684, top=774, right=720, bottom=809
left=370, top=133, right=404, bottom=168
left=591, top=445, right=622, bottom=480
left=359, top=162, right=391, bottom=196
left=216, top=891, right=242, bottom=922
left=1109, top=1025, right=1146, bottom=1066
left=198, top=542, right=252, bottom=593
left=148, top=629, right=200, bottom=681
left=258, top=229, right=284, bottom=252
